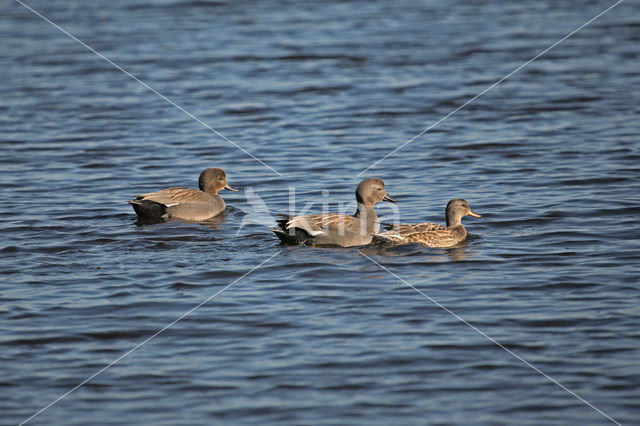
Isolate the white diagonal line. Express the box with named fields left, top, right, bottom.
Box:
left=358, top=250, right=622, bottom=426
left=15, top=0, right=282, bottom=176
left=357, top=0, right=624, bottom=176
left=19, top=250, right=282, bottom=426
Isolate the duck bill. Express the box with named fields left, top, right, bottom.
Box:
left=224, top=183, right=239, bottom=192
left=382, top=194, right=397, bottom=204
left=468, top=210, right=482, bottom=218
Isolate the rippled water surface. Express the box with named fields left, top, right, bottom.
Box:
left=2, top=0, right=639, bottom=424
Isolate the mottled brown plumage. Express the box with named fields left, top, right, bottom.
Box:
left=129, top=168, right=237, bottom=221
left=376, top=199, right=481, bottom=248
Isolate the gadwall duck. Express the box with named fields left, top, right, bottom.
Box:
left=272, top=178, right=397, bottom=247
left=129, top=168, right=237, bottom=221
left=375, top=199, right=481, bottom=248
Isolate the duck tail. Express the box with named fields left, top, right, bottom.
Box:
left=270, top=218, right=310, bottom=245
left=380, top=222, right=396, bottom=231
left=128, top=199, right=168, bottom=220
left=372, top=231, right=404, bottom=245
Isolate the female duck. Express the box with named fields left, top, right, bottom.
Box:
left=129, top=167, right=237, bottom=221
left=376, top=199, right=481, bottom=248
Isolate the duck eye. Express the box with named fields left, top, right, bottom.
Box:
left=218, top=177, right=224, bottom=181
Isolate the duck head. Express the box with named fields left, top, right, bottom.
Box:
left=355, top=178, right=397, bottom=206
left=198, top=168, right=238, bottom=195
left=445, top=198, right=481, bottom=227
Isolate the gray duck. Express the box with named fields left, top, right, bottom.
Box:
left=272, top=178, right=397, bottom=247
left=129, top=168, right=237, bottom=221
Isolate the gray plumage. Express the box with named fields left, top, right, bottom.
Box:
left=129, top=168, right=237, bottom=221
left=273, top=178, right=397, bottom=247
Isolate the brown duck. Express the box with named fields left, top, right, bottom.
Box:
left=129, top=168, right=237, bottom=221
left=376, top=199, right=481, bottom=248
left=272, top=178, right=397, bottom=247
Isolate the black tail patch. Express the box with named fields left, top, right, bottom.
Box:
left=272, top=218, right=311, bottom=245
left=129, top=200, right=168, bottom=220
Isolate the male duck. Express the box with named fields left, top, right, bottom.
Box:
left=129, top=167, right=237, bottom=221
left=272, top=178, right=397, bottom=247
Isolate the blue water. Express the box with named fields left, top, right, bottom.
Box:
left=1, top=0, right=639, bottom=424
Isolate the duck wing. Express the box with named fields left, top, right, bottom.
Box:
left=376, top=222, right=445, bottom=243
left=401, top=222, right=467, bottom=247
left=284, top=213, right=356, bottom=236
left=397, top=222, right=444, bottom=235
left=134, top=187, right=210, bottom=206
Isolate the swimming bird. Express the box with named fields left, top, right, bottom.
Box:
left=129, top=168, right=237, bottom=221
left=272, top=178, right=397, bottom=247
left=375, top=199, right=481, bottom=248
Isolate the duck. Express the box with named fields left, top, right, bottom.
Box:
left=129, top=168, right=237, bottom=221
left=375, top=199, right=481, bottom=248
left=272, top=178, right=397, bottom=247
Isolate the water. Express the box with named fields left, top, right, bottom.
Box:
left=1, top=0, right=639, bottom=424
